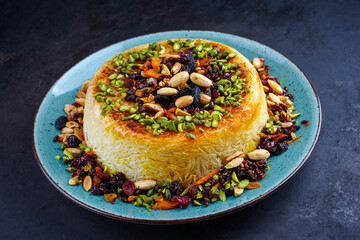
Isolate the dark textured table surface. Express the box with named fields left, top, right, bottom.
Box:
left=1, top=0, right=359, bottom=239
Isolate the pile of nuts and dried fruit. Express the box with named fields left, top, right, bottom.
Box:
left=53, top=45, right=308, bottom=209
left=93, top=39, right=250, bottom=138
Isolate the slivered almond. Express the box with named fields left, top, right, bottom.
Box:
left=175, top=96, right=194, bottom=108
left=77, top=107, right=84, bottom=113
left=281, top=122, right=293, bottom=128
left=234, top=187, right=244, bottom=196
left=168, top=71, right=189, bottom=87
left=267, top=100, right=275, bottom=106
left=171, top=62, right=182, bottom=74
left=160, top=54, right=180, bottom=59
left=263, top=86, right=270, bottom=92
left=83, top=176, right=92, bottom=191
left=69, top=175, right=79, bottom=185
left=245, top=182, right=262, bottom=189
left=268, top=80, right=283, bottom=94
left=154, top=110, right=164, bottom=119
left=189, top=72, right=213, bottom=87
left=175, top=108, right=190, bottom=116
left=252, top=57, right=263, bottom=69
left=225, top=156, right=244, bottom=169
left=268, top=93, right=280, bottom=104
left=247, top=149, right=270, bottom=160
left=74, top=128, right=84, bottom=142
left=65, top=121, right=79, bottom=128
left=57, top=134, right=70, bottom=143
left=226, top=151, right=244, bottom=162
left=75, top=98, right=85, bottom=106
left=67, top=148, right=81, bottom=154
left=161, top=64, right=170, bottom=76
left=61, top=127, right=74, bottom=134
left=157, top=87, right=178, bottom=95
left=200, top=93, right=211, bottom=104
left=64, top=104, right=77, bottom=116
left=143, top=103, right=163, bottom=112
left=134, top=180, right=156, bottom=190
left=225, top=151, right=244, bottom=162
left=77, top=91, right=86, bottom=99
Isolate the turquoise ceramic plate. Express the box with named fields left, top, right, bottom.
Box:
left=32, top=31, right=321, bottom=224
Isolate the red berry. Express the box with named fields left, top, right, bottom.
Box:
left=172, top=196, right=192, bottom=209
left=122, top=181, right=135, bottom=195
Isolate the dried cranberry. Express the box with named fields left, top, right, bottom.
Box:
left=255, top=168, right=265, bottom=180
left=122, top=181, right=135, bottom=195
left=172, top=196, right=192, bottom=209
left=95, top=172, right=111, bottom=181
left=271, top=104, right=283, bottom=112
left=72, top=102, right=81, bottom=108
left=66, top=135, right=80, bottom=148
left=286, top=93, right=294, bottom=101
left=55, top=116, right=68, bottom=130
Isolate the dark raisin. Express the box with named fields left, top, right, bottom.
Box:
left=169, top=181, right=183, bottom=195
left=129, top=72, right=142, bottom=80
left=66, top=135, right=80, bottom=148
left=154, top=95, right=173, bottom=107
left=176, top=87, right=193, bottom=98
left=192, top=86, right=201, bottom=106
left=55, top=116, right=68, bottom=130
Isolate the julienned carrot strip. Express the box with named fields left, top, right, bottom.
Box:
left=152, top=196, right=179, bottom=210
left=273, top=134, right=287, bottom=143
left=261, top=133, right=271, bottom=138
left=213, top=183, right=220, bottom=189
left=193, top=169, right=219, bottom=186
left=144, top=69, right=162, bottom=78
left=95, top=166, right=102, bottom=172
left=168, top=108, right=176, bottom=113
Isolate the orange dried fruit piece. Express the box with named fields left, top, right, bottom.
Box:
left=245, top=182, right=262, bottom=189
left=104, top=193, right=117, bottom=203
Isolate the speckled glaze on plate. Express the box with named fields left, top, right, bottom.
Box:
left=32, top=31, right=321, bottom=224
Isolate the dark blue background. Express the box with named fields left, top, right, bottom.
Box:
left=1, top=0, right=359, bottom=239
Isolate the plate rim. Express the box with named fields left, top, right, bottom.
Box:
left=32, top=30, right=322, bottom=224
